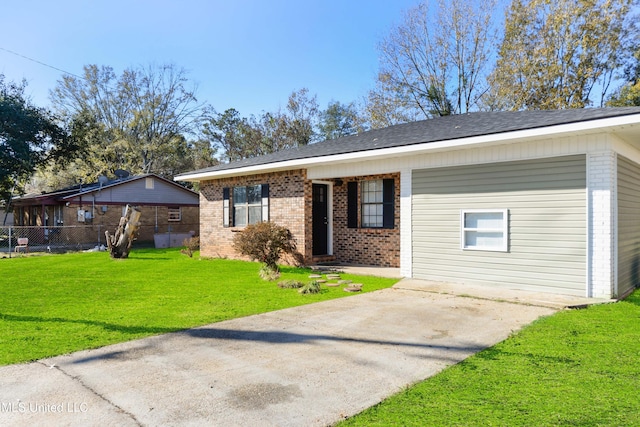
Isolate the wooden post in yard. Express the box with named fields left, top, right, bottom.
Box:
left=105, top=205, right=141, bottom=258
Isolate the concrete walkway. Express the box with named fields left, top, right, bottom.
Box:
left=0, top=279, right=585, bottom=426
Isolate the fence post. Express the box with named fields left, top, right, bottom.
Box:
left=8, top=226, right=12, bottom=258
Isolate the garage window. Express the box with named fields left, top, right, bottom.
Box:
left=461, top=209, right=508, bottom=251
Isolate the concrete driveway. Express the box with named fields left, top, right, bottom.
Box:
left=0, top=283, right=561, bottom=426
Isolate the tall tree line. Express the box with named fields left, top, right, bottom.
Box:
left=202, top=90, right=365, bottom=162
left=3, top=0, right=639, bottom=200
left=366, top=0, right=637, bottom=127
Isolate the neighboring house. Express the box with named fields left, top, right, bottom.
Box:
left=175, top=108, right=640, bottom=300
left=12, top=174, right=199, bottom=246
left=1, top=202, right=13, bottom=226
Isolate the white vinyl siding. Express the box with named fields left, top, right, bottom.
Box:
left=412, top=155, right=587, bottom=296
left=89, top=176, right=198, bottom=206
left=617, top=155, right=640, bottom=297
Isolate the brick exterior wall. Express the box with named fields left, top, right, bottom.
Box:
left=199, top=169, right=309, bottom=260
left=15, top=204, right=199, bottom=246
left=332, top=173, right=401, bottom=268
left=75, top=205, right=200, bottom=243
left=199, top=169, right=400, bottom=268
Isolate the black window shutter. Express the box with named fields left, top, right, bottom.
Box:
left=347, top=181, right=358, bottom=228
left=223, top=188, right=230, bottom=227
left=383, top=179, right=395, bottom=229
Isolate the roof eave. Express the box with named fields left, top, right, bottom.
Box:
left=61, top=173, right=198, bottom=199
left=175, top=113, right=640, bottom=182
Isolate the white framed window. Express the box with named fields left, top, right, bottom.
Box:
left=356, top=179, right=394, bottom=229
left=223, top=184, right=269, bottom=228
left=233, top=185, right=263, bottom=227
left=168, top=207, right=181, bottom=222
left=145, top=177, right=154, bottom=189
left=460, top=209, right=508, bottom=252
left=361, top=180, right=384, bottom=228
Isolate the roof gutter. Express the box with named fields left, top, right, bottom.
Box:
left=175, top=113, right=640, bottom=182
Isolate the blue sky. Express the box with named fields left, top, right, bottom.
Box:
left=1, top=0, right=421, bottom=117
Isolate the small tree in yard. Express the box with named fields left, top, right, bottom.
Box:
left=232, top=222, right=297, bottom=278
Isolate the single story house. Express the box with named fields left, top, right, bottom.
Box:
left=12, top=173, right=199, bottom=246
left=176, top=108, right=640, bottom=300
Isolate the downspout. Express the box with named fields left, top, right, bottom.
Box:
left=93, top=195, right=99, bottom=245
left=41, top=202, right=46, bottom=242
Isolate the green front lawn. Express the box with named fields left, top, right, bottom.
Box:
left=0, top=248, right=398, bottom=365
left=6, top=248, right=639, bottom=425
left=340, top=290, right=640, bottom=426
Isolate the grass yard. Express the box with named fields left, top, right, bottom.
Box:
left=0, top=248, right=398, bottom=366
left=340, top=290, right=640, bottom=427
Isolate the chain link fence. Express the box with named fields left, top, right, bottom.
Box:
left=0, top=225, right=198, bottom=256
left=1, top=226, right=103, bottom=255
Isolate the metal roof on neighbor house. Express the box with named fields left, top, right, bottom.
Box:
left=13, top=174, right=197, bottom=205
left=176, top=107, right=640, bottom=179
left=63, top=174, right=197, bottom=199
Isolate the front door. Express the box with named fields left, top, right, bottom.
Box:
left=312, top=183, right=328, bottom=255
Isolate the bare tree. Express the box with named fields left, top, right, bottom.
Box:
left=365, top=0, right=498, bottom=127
left=50, top=63, right=206, bottom=180
left=608, top=46, right=640, bottom=107
left=488, top=0, right=635, bottom=110
left=284, top=88, right=319, bottom=145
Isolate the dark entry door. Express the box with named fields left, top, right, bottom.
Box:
left=312, top=183, right=328, bottom=255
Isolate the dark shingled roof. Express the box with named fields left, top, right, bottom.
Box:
left=183, top=107, right=640, bottom=176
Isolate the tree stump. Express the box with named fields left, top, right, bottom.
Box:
left=105, top=205, right=141, bottom=258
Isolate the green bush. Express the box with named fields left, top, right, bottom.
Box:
left=233, top=222, right=297, bottom=272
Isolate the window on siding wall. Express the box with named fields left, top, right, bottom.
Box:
left=460, top=209, right=508, bottom=251
left=223, top=184, right=269, bottom=227
left=168, top=207, right=181, bottom=222
left=348, top=178, right=394, bottom=229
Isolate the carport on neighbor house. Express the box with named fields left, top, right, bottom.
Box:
left=176, top=108, right=640, bottom=300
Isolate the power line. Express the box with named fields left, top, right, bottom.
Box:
left=0, top=46, right=84, bottom=80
